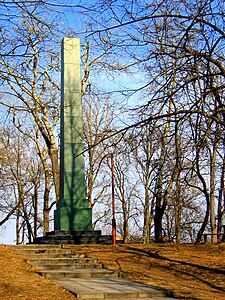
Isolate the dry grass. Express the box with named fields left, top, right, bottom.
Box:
left=1, top=243, right=225, bottom=299
left=65, top=243, right=225, bottom=300
left=0, top=245, right=77, bottom=300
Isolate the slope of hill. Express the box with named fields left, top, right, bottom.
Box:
left=1, top=243, right=225, bottom=300
left=0, top=245, right=77, bottom=300
left=65, top=243, right=225, bottom=300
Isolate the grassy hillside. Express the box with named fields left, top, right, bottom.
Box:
left=0, top=245, right=77, bottom=300
left=1, top=243, right=225, bottom=299
left=66, top=243, right=225, bottom=300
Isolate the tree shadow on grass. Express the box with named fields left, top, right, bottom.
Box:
left=118, top=245, right=225, bottom=294
left=122, top=245, right=225, bottom=275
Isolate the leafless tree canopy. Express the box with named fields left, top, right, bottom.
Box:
left=0, top=0, right=225, bottom=244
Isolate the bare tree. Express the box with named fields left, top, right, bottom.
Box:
left=0, top=126, right=43, bottom=243
left=82, top=0, right=225, bottom=243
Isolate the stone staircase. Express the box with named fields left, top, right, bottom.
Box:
left=10, top=245, right=179, bottom=300
left=33, top=230, right=115, bottom=245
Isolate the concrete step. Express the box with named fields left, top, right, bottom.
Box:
left=54, top=278, right=170, bottom=299
left=27, top=257, right=100, bottom=265
left=9, top=244, right=62, bottom=249
left=39, top=269, right=118, bottom=279
left=24, top=252, right=84, bottom=258
left=12, top=251, right=81, bottom=259
left=34, top=237, right=114, bottom=244
left=11, top=245, right=86, bottom=259
left=11, top=248, right=73, bottom=255
left=32, top=230, right=119, bottom=245
left=46, top=230, right=102, bottom=237
left=34, top=263, right=104, bottom=270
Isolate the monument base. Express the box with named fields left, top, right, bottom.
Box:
left=54, top=207, right=92, bottom=231
left=32, top=230, right=117, bottom=244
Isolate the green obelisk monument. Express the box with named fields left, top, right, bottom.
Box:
left=54, top=37, right=92, bottom=231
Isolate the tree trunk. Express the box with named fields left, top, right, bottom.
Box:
left=43, top=185, right=50, bottom=235
left=195, top=152, right=210, bottom=243
left=22, top=203, right=33, bottom=244
left=218, top=152, right=225, bottom=239
left=154, top=150, right=165, bottom=242
left=175, top=174, right=182, bottom=244
left=154, top=202, right=164, bottom=242
left=33, top=183, right=38, bottom=239
left=49, top=145, right=60, bottom=202
left=143, top=181, right=150, bottom=244
left=123, top=213, right=129, bottom=243
left=174, top=118, right=182, bottom=244
left=16, top=207, right=20, bottom=245
left=209, top=129, right=218, bottom=243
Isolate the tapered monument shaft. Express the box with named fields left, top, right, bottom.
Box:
left=54, top=37, right=92, bottom=231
